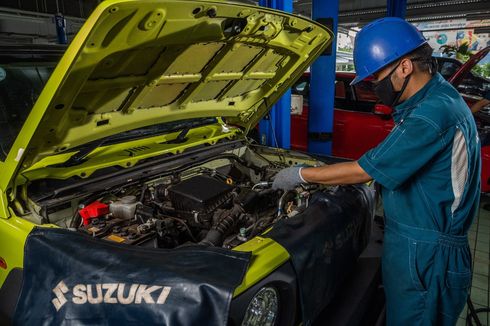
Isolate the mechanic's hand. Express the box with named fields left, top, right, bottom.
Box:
left=272, top=166, right=307, bottom=191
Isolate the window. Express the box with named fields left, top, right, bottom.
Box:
left=291, top=75, right=310, bottom=105
left=335, top=80, right=346, bottom=99
left=0, top=63, right=55, bottom=160
left=437, top=59, right=461, bottom=80
left=334, top=79, right=352, bottom=110
left=353, top=81, right=378, bottom=103
left=334, top=78, right=376, bottom=112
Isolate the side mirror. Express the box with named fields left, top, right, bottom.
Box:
left=374, top=104, right=393, bottom=116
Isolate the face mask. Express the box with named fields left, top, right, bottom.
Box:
left=374, top=61, right=411, bottom=106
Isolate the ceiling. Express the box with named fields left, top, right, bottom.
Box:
left=0, top=0, right=488, bottom=39
left=1, top=0, right=489, bottom=24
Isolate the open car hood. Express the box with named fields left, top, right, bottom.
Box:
left=449, top=46, right=489, bottom=87
left=0, top=0, right=332, bottom=191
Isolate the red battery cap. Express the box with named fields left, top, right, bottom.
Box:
left=79, top=201, right=109, bottom=225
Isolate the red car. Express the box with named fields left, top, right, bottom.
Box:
left=292, top=47, right=490, bottom=192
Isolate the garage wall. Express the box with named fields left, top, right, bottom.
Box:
left=1, top=0, right=99, bottom=18
left=0, top=0, right=98, bottom=44
left=0, top=8, right=85, bottom=44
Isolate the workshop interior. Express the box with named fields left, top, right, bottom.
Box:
left=0, top=0, right=489, bottom=325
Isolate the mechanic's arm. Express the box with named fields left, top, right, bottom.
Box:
left=471, top=90, right=490, bottom=114
left=272, top=161, right=372, bottom=191
left=471, top=98, right=490, bottom=114
left=301, top=161, right=372, bottom=185
left=273, top=116, right=443, bottom=191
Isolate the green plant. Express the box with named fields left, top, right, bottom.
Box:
left=338, top=46, right=353, bottom=53
left=439, top=42, right=472, bottom=62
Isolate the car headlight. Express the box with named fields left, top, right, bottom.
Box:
left=241, top=286, right=279, bottom=326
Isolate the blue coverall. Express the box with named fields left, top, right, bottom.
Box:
left=358, top=73, right=481, bottom=325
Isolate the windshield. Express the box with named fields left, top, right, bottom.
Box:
left=471, top=52, right=490, bottom=79
left=458, top=51, right=490, bottom=98
left=0, top=61, right=56, bottom=160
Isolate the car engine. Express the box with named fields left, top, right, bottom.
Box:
left=68, top=147, right=321, bottom=249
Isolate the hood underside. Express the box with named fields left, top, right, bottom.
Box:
left=1, top=0, right=331, bottom=192
left=29, top=0, right=330, bottom=156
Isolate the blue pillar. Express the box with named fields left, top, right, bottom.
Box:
left=387, top=0, right=407, bottom=18
left=308, top=0, right=338, bottom=155
left=258, top=0, right=292, bottom=149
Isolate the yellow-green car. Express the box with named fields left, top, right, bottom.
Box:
left=0, top=1, right=374, bottom=325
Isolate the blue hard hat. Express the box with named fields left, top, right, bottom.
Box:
left=350, top=17, right=427, bottom=85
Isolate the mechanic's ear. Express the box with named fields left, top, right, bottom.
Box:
left=399, top=58, right=414, bottom=78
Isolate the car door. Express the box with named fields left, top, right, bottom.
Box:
left=332, top=75, right=394, bottom=159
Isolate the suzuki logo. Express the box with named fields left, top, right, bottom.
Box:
left=51, top=280, right=172, bottom=311
left=52, top=281, right=69, bottom=311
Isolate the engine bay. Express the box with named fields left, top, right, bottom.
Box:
left=25, top=143, right=327, bottom=250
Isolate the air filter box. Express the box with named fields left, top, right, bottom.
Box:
left=168, top=175, right=233, bottom=222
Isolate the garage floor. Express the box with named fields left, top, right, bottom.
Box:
left=458, top=195, right=490, bottom=325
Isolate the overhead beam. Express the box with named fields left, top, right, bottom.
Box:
left=338, top=1, right=490, bottom=25
left=293, top=0, right=489, bottom=26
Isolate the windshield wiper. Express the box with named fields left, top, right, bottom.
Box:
left=163, top=127, right=190, bottom=144
left=61, top=138, right=107, bottom=167
left=59, top=126, right=192, bottom=167
left=54, top=118, right=218, bottom=167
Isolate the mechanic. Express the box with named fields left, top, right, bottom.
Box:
left=273, top=17, right=481, bottom=325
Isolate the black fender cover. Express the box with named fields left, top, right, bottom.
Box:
left=266, top=185, right=374, bottom=325
left=13, top=227, right=250, bottom=325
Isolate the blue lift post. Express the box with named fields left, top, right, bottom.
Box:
left=258, top=0, right=292, bottom=149
left=387, top=0, right=407, bottom=18
left=308, top=0, right=339, bottom=155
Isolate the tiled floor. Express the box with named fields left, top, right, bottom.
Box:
left=457, top=195, right=490, bottom=326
